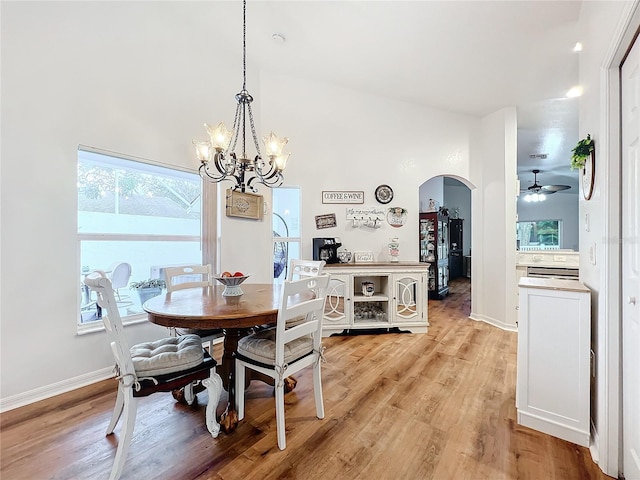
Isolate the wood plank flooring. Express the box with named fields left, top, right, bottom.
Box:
left=1, top=278, right=611, bottom=479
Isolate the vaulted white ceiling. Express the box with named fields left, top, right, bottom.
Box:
left=100, top=0, right=585, bottom=191
left=240, top=1, right=582, bottom=193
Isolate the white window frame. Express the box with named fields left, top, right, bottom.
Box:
left=77, top=145, right=212, bottom=334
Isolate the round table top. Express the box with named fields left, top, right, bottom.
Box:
left=143, top=283, right=284, bottom=329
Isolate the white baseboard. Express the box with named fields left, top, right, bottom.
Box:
left=0, top=367, right=114, bottom=413
left=589, top=418, right=600, bottom=465
left=469, top=312, right=518, bottom=332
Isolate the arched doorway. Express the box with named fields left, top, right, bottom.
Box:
left=419, top=175, right=473, bottom=316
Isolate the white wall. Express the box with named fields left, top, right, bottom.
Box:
left=259, top=72, right=479, bottom=263
left=0, top=1, right=253, bottom=405
left=419, top=177, right=444, bottom=213
left=517, top=193, right=579, bottom=250
left=1, top=2, right=516, bottom=410
left=470, top=108, right=518, bottom=330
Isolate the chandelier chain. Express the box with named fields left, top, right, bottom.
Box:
left=242, top=0, right=247, bottom=91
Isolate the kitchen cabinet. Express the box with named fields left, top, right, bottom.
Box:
left=419, top=212, right=449, bottom=299
left=517, top=277, right=591, bottom=447
left=322, top=263, right=429, bottom=337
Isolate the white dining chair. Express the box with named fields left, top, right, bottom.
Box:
left=84, top=271, right=222, bottom=480
left=288, top=259, right=326, bottom=281
left=285, top=259, right=326, bottom=328
left=107, top=262, right=132, bottom=303
left=235, top=274, right=330, bottom=450
left=164, top=264, right=223, bottom=352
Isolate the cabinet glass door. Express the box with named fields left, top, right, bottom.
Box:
left=324, top=275, right=349, bottom=327
left=394, top=274, right=421, bottom=320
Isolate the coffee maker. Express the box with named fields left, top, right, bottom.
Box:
left=313, top=237, right=342, bottom=264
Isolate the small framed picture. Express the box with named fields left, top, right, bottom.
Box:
left=354, top=251, right=375, bottom=263
left=225, top=189, right=264, bottom=220
left=315, top=213, right=337, bottom=229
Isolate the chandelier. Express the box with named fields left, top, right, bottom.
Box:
left=192, top=0, right=290, bottom=193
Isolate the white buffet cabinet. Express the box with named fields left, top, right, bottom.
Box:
left=322, top=263, right=429, bottom=337
left=517, top=277, right=591, bottom=446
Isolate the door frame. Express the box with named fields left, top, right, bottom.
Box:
left=601, top=1, right=640, bottom=475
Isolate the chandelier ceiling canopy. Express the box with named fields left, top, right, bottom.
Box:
left=193, top=0, right=290, bottom=193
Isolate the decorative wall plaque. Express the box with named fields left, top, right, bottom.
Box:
left=225, top=189, right=263, bottom=220
left=315, top=213, right=337, bottom=229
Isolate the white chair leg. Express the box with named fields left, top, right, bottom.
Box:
left=235, top=360, right=246, bottom=420
left=202, top=368, right=223, bottom=437
left=275, top=383, right=286, bottom=450
left=109, top=389, right=137, bottom=480
left=106, top=385, right=125, bottom=435
left=313, top=360, right=325, bottom=419
left=184, top=382, right=195, bottom=405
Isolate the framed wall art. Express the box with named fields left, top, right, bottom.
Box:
left=225, top=189, right=264, bottom=220
left=315, top=213, right=337, bottom=229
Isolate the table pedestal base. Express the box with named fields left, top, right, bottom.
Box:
left=171, top=327, right=297, bottom=433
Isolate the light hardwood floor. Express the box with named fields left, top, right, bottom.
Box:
left=1, top=278, right=611, bottom=479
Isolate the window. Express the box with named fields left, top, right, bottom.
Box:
left=78, top=147, right=203, bottom=327
left=272, top=187, right=301, bottom=283
left=517, top=220, right=562, bottom=250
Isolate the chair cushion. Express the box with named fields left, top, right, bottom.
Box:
left=285, top=314, right=307, bottom=328
left=131, top=334, right=204, bottom=377
left=237, top=328, right=313, bottom=366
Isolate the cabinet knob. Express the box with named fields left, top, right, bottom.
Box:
left=628, top=296, right=637, bottom=305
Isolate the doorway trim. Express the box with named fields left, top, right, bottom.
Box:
left=601, top=1, right=639, bottom=476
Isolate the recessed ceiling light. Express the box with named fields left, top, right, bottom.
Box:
left=573, top=42, right=583, bottom=52
left=566, top=86, right=583, bottom=98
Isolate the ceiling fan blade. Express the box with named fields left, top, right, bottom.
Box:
left=542, top=184, right=571, bottom=192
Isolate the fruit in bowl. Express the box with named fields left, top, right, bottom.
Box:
left=214, top=272, right=250, bottom=296
left=220, top=271, right=245, bottom=278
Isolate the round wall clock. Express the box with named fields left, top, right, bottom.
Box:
left=582, top=151, right=595, bottom=200
left=375, top=184, right=394, bottom=204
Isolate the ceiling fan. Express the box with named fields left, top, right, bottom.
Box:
left=524, top=169, right=571, bottom=194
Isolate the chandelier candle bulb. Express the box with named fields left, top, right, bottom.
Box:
left=274, top=152, right=290, bottom=171
left=192, top=140, right=213, bottom=163
left=263, top=132, right=288, bottom=158
left=205, top=122, right=233, bottom=151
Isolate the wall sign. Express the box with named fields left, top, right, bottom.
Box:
left=225, top=189, right=263, bottom=220
left=354, top=251, right=375, bottom=263
left=322, top=191, right=364, bottom=204
left=315, top=213, right=337, bottom=229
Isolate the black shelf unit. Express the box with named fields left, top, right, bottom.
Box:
left=448, top=218, right=464, bottom=280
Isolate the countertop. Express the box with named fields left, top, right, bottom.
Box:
left=325, top=262, right=428, bottom=268
left=518, top=276, right=590, bottom=293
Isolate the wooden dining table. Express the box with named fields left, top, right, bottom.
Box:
left=143, top=282, right=304, bottom=432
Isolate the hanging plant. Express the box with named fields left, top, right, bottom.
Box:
left=571, top=134, right=594, bottom=170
